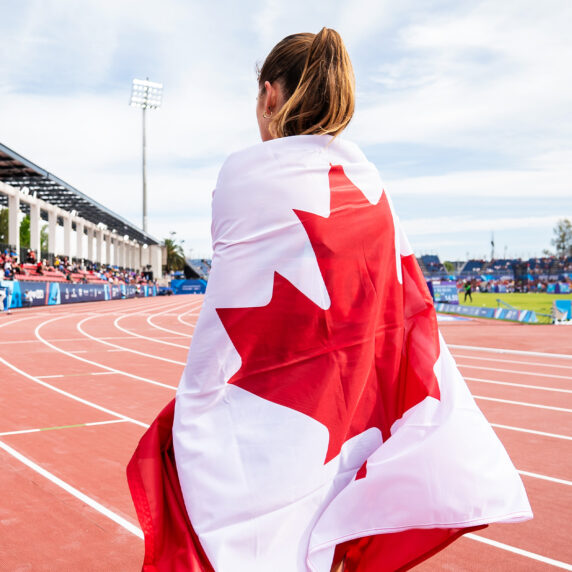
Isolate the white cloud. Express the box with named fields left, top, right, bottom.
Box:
left=386, top=164, right=572, bottom=198
left=401, top=214, right=562, bottom=237
left=0, top=0, right=570, bottom=263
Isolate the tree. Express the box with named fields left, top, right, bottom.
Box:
left=0, top=208, right=7, bottom=244
left=20, top=215, right=30, bottom=248
left=443, top=261, right=455, bottom=273
left=551, top=218, right=572, bottom=257
left=40, top=224, right=49, bottom=254
left=163, top=237, right=185, bottom=273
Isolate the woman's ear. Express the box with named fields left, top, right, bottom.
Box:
left=263, top=80, right=278, bottom=112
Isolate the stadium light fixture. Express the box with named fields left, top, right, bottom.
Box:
left=129, top=78, right=163, bottom=233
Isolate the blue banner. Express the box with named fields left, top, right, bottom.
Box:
left=171, top=279, right=207, bottom=295
left=430, top=281, right=459, bottom=304
left=435, top=302, right=537, bottom=323
left=0, top=279, right=156, bottom=309
left=59, top=283, right=108, bottom=304
left=1, top=280, right=47, bottom=308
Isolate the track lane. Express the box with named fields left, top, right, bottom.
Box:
left=2, top=297, right=571, bottom=570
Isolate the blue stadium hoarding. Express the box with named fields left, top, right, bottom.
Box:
left=170, top=279, right=207, bottom=295
left=0, top=279, right=156, bottom=309
left=427, top=281, right=459, bottom=304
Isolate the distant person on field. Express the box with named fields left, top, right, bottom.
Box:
left=463, top=281, right=473, bottom=302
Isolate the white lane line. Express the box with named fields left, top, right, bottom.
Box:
left=92, top=371, right=115, bottom=376
left=0, top=439, right=143, bottom=539
left=474, top=395, right=572, bottom=413
left=465, top=533, right=572, bottom=570
left=114, top=315, right=190, bottom=349
left=491, top=423, right=572, bottom=441
left=466, top=377, right=572, bottom=394
left=458, top=364, right=572, bottom=380
left=177, top=307, right=200, bottom=328
left=37, top=374, right=64, bottom=379
left=452, top=353, right=572, bottom=371
left=34, top=316, right=177, bottom=390
left=0, top=419, right=128, bottom=437
left=0, top=358, right=150, bottom=428
left=518, top=470, right=572, bottom=487
left=77, top=317, right=187, bottom=366
left=449, top=344, right=572, bottom=361
left=146, top=302, right=202, bottom=338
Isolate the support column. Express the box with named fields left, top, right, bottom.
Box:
left=63, top=214, right=72, bottom=259
left=75, top=221, right=84, bottom=261
left=105, top=234, right=112, bottom=267
left=118, top=240, right=125, bottom=269
left=149, top=244, right=162, bottom=281
left=30, top=202, right=40, bottom=258
left=96, top=229, right=103, bottom=265
left=8, top=193, right=20, bottom=255
left=48, top=209, right=57, bottom=257
left=87, top=227, right=94, bottom=263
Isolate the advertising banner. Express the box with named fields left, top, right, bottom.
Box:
left=430, top=281, right=459, bottom=304
left=0, top=279, right=156, bottom=309
left=59, top=283, right=107, bottom=304
left=170, top=279, right=207, bottom=295
left=435, top=303, right=495, bottom=319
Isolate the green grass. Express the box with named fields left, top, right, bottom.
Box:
left=459, top=292, right=571, bottom=324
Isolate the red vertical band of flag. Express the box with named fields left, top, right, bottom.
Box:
left=127, top=399, right=213, bottom=572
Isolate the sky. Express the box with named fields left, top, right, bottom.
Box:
left=1, top=0, right=571, bottom=262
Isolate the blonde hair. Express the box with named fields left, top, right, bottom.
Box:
left=258, top=28, right=355, bottom=139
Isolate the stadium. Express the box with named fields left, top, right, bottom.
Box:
left=0, top=141, right=570, bottom=570
left=1, top=2, right=571, bottom=570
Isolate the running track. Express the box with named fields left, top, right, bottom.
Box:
left=0, top=297, right=570, bottom=571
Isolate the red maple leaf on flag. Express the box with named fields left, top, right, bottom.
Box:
left=217, top=165, right=440, bottom=465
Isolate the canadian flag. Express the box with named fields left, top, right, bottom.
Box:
left=128, top=136, right=532, bottom=571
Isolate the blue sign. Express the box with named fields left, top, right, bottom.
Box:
left=171, top=279, right=207, bottom=295
left=0, top=279, right=156, bottom=308
left=435, top=303, right=495, bottom=318
left=430, top=281, right=459, bottom=304
left=59, top=283, right=107, bottom=304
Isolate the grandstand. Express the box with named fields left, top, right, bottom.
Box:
left=417, top=254, right=448, bottom=278
left=0, top=142, right=162, bottom=280
left=459, top=257, right=572, bottom=281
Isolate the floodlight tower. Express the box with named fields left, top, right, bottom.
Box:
left=129, top=78, right=163, bottom=233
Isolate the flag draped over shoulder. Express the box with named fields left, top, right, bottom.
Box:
left=128, top=135, right=532, bottom=572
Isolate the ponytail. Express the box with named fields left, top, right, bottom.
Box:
left=258, top=28, right=355, bottom=139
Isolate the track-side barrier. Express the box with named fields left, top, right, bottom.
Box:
left=170, top=279, right=207, bottom=295
left=0, top=279, right=156, bottom=310
left=434, top=302, right=538, bottom=323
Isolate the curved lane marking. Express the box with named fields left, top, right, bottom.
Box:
left=0, top=357, right=149, bottom=428
left=34, top=315, right=177, bottom=390
left=145, top=299, right=203, bottom=337
left=77, top=316, right=186, bottom=366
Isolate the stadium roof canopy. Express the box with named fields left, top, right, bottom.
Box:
left=0, top=142, right=159, bottom=245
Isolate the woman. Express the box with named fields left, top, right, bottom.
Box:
left=128, top=29, right=531, bottom=572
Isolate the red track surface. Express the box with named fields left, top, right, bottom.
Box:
left=0, top=298, right=570, bottom=571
